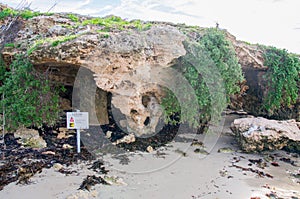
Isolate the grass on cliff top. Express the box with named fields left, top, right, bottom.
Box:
left=0, top=7, right=52, bottom=20
left=27, top=34, right=82, bottom=55
left=81, top=16, right=152, bottom=31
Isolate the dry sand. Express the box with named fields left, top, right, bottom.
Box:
left=0, top=115, right=299, bottom=199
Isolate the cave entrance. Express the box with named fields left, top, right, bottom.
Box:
left=33, top=63, right=109, bottom=126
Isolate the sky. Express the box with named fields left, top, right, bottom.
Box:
left=2, top=0, right=300, bottom=54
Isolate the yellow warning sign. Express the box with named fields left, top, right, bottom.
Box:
left=66, top=112, right=89, bottom=129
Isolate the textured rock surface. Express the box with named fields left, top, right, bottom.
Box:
left=1, top=5, right=299, bottom=136
left=231, top=117, right=300, bottom=152
left=1, top=12, right=186, bottom=135
left=14, top=127, right=47, bottom=149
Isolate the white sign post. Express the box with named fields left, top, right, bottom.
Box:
left=67, top=110, right=89, bottom=153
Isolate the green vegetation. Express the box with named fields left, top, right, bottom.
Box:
left=19, top=9, right=41, bottom=19
left=67, top=13, right=79, bottom=22
left=51, top=34, right=79, bottom=47
left=0, top=7, right=17, bottom=19
left=82, top=16, right=152, bottom=31
left=97, top=31, right=110, bottom=38
left=130, top=19, right=152, bottom=31
left=27, top=39, right=47, bottom=55
left=162, top=28, right=244, bottom=128
left=4, top=43, right=15, bottom=48
left=262, top=46, right=300, bottom=112
left=0, top=54, right=63, bottom=130
left=201, top=28, right=243, bottom=95
left=27, top=34, right=81, bottom=55
left=0, top=7, right=43, bottom=20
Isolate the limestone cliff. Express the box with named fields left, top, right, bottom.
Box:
left=0, top=6, right=186, bottom=135
left=0, top=4, right=299, bottom=136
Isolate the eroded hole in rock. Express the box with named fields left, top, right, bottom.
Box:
left=143, top=117, right=150, bottom=126
left=142, top=95, right=151, bottom=108
left=130, top=109, right=138, bottom=115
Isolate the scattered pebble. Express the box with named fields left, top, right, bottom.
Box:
left=41, top=151, right=56, bottom=155
left=103, top=176, right=127, bottom=186
left=217, top=147, right=234, bottom=153
left=53, top=163, right=64, bottom=171
left=146, top=146, right=154, bottom=153
left=191, top=140, right=204, bottom=147
left=106, top=131, right=112, bottom=139
left=63, top=144, right=73, bottom=149
left=271, top=162, right=280, bottom=167
left=194, top=148, right=209, bottom=155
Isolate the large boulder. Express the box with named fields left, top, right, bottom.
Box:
left=231, top=116, right=300, bottom=153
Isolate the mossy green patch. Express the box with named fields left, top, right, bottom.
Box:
left=82, top=16, right=152, bottom=31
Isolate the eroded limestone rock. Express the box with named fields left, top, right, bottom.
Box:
left=1, top=11, right=186, bottom=135
left=14, top=127, right=47, bottom=149
left=231, top=117, right=300, bottom=153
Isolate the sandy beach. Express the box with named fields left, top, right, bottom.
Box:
left=0, top=114, right=299, bottom=199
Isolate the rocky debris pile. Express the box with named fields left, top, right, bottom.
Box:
left=231, top=116, right=300, bottom=153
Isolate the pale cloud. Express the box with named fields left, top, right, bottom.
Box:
left=105, top=0, right=300, bottom=53
left=1, top=0, right=300, bottom=53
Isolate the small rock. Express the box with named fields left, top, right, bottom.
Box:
left=191, top=140, right=204, bottom=147
left=146, top=146, right=154, bottom=153
left=113, top=134, right=135, bottom=145
left=271, top=162, right=280, bottom=167
left=194, top=148, right=209, bottom=155
left=57, top=132, right=73, bottom=139
left=218, top=147, right=234, bottom=153
left=63, top=144, right=73, bottom=149
left=219, top=170, right=228, bottom=177
left=103, top=176, right=127, bottom=185
left=106, top=131, right=112, bottom=139
left=41, top=151, right=56, bottom=155
left=53, top=163, right=64, bottom=171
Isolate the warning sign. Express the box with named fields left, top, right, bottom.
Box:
left=67, top=112, right=89, bottom=129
